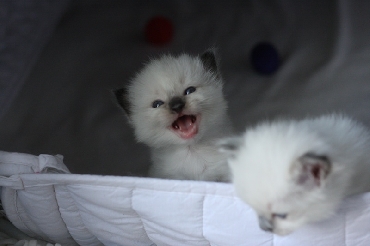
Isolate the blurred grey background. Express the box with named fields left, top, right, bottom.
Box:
left=1, top=0, right=370, bottom=176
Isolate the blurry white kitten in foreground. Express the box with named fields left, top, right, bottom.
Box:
left=219, top=114, right=370, bottom=235
left=115, top=50, right=232, bottom=181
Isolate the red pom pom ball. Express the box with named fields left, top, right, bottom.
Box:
left=145, top=16, right=174, bottom=45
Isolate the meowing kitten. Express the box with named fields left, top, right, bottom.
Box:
left=114, top=50, right=232, bottom=181
left=218, top=114, right=370, bottom=235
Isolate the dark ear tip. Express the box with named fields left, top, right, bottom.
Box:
left=113, top=88, right=120, bottom=93
left=200, top=49, right=216, bottom=60
left=113, top=87, right=131, bottom=115
left=113, top=88, right=124, bottom=104
left=113, top=88, right=124, bottom=96
left=203, top=49, right=215, bottom=55
left=200, top=49, right=218, bottom=74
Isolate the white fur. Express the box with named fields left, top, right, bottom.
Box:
left=126, top=52, right=232, bottom=181
left=220, top=114, right=370, bottom=235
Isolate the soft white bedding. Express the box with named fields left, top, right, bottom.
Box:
left=2, top=0, right=370, bottom=245
left=1, top=150, right=370, bottom=246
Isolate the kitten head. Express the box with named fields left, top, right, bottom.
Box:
left=219, top=121, right=341, bottom=236
left=115, top=50, right=229, bottom=147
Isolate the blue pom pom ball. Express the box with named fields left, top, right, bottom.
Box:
left=251, top=42, right=280, bottom=75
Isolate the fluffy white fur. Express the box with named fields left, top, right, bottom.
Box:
left=219, top=114, right=370, bottom=235
left=115, top=51, right=232, bottom=181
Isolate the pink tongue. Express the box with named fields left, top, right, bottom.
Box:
left=176, top=115, right=194, bottom=131
left=172, top=115, right=198, bottom=139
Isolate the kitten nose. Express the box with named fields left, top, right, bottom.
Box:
left=169, top=97, right=185, bottom=113
left=259, top=216, right=273, bottom=232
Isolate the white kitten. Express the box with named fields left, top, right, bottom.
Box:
left=115, top=50, right=232, bottom=181
left=219, top=114, right=370, bottom=235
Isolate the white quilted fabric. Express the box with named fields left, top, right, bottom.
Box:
left=1, top=151, right=370, bottom=246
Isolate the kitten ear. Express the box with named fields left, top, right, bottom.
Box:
left=292, top=153, right=331, bottom=188
left=217, top=136, right=244, bottom=158
left=200, top=50, right=218, bottom=74
left=113, top=87, right=131, bottom=116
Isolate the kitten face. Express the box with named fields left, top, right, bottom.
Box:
left=116, top=51, right=228, bottom=147
left=243, top=180, right=336, bottom=236
left=219, top=121, right=337, bottom=235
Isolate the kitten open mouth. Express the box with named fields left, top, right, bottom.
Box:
left=171, top=114, right=199, bottom=139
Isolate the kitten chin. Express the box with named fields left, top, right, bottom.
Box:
left=219, top=114, right=370, bottom=235
left=114, top=49, right=233, bottom=182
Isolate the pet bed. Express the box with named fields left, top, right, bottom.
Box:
left=1, top=150, right=370, bottom=246
left=2, top=0, right=370, bottom=245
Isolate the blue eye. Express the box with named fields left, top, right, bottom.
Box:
left=184, top=86, right=196, bottom=95
left=152, top=100, right=164, bottom=108
left=272, top=213, right=288, bottom=219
